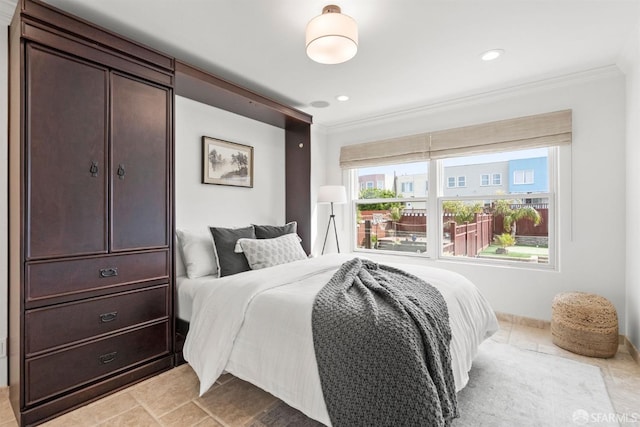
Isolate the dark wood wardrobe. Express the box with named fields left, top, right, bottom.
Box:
left=8, top=1, right=312, bottom=425
left=8, top=1, right=175, bottom=425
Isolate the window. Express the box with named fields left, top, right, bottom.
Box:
left=352, top=148, right=553, bottom=266
left=441, top=149, right=550, bottom=265
left=377, top=180, right=385, bottom=189
left=401, top=182, right=414, bottom=193
left=514, top=169, right=534, bottom=185
left=482, top=173, right=502, bottom=186
left=366, top=181, right=374, bottom=189
left=354, top=162, right=428, bottom=255
left=342, top=110, right=568, bottom=268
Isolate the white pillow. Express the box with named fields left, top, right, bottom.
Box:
left=235, top=233, right=307, bottom=270
left=176, top=229, right=218, bottom=279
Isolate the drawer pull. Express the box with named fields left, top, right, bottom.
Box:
left=99, top=311, right=118, bottom=323
left=99, top=267, right=118, bottom=278
left=99, top=351, right=117, bottom=364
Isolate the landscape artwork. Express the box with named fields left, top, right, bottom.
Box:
left=202, top=136, right=254, bottom=187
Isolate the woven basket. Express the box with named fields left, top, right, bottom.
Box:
left=551, top=292, right=618, bottom=358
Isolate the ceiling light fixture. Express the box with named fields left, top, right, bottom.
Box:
left=306, top=5, right=358, bottom=65
left=481, top=49, right=505, bottom=61
left=336, top=95, right=349, bottom=101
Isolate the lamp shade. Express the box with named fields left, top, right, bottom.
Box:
left=306, top=5, right=358, bottom=65
left=318, top=185, right=347, bottom=204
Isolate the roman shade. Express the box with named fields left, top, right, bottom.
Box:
left=339, top=109, right=572, bottom=168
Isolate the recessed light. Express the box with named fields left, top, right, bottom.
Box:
left=310, top=100, right=330, bottom=108
left=336, top=95, right=349, bottom=102
left=481, top=49, right=505, bottom=61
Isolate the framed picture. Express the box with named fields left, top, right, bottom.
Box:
left=202, top=136, right=254, bottom=187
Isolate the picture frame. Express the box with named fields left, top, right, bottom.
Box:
left=202, top=136, right=254, bottom=188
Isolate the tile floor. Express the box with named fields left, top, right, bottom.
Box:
left=0, top=318, right=638, bottom=427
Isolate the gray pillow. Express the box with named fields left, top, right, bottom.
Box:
left=253, top=221, right=297, bottom=239
left=235, top=233, right=307, bottom=270
left=209, top=226, right=256, bottom=277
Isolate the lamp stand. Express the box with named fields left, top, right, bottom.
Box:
left=321, top=202, right=340, bottom=255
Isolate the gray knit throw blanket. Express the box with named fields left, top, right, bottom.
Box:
left=312, top=258, right=458, bottom=427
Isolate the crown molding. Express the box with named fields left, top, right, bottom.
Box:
left=326, top=65, right=624, bottom=133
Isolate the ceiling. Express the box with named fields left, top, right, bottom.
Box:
left=26, top=0, right=640, bottom=127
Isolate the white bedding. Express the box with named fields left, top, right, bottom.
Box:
left=183, top=254, right=498, bottom=426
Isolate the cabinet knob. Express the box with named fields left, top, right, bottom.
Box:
left=99, top=311, right=118, bottom=323
left=89, top=161, right=99, bottom=177
left=99, top=351, right=117, bottom=364
left=99, top=267, right=118, bottom=278
left=117, top=164, right=126, bottom=180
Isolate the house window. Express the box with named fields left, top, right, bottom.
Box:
left=401, top=182, right=414, bottom=193
left=351, top=147, right=554, bottom=268
left=355, top=162, right=428, bottom=255
left=514, top=169, right=534, bottom=185
left=366, top=181, right=374, bottom=189
left=482, top=173, right=502, bottom=186
left=441, top=148, right=551, bottom=266
left=377, top=180, right=385, bottom=189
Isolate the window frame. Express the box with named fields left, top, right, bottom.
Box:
left=348, top=147, right=557, bottom=270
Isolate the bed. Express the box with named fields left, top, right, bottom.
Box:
left=177, top=244, right=499, bottom=426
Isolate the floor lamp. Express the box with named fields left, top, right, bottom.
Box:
left=318, top=185, right=347, bottom=254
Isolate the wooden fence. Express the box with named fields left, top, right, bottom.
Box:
left=443, top=213, right=493, bottom=257
left=358, top=205, right=545, bottom=253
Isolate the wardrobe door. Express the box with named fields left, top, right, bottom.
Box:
left=111, top=73, right=170, bottom=252
left=26, top=44, right=109, bottom=260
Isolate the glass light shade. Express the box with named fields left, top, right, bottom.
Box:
left=318, top=185, right=347, bottom=204
left=306, top=6, right=358, bottom=65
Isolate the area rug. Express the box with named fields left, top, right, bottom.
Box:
left=453, top=340, right=618, bottom=427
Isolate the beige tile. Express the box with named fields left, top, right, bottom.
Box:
left=159, top=402, right=209, bottom=426
left=62, top=391, right=140, bottom=426
left=196, top=378, right=278, bottom=426
left=130, top=366, right=200, bottom=418
left=192, top=417, right=225, bottom=427
left=97, top=406, right=160, bottom=427
left=0, top=398, right=16, bottom=426
left=215, top=373, right=234, bottom=385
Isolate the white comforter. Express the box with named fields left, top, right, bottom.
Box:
left=183, top=254, right=498, bottom=426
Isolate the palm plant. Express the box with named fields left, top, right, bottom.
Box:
left=492, top=200, right=542, bottom=238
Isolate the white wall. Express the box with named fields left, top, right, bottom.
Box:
left=620, top=28, right=640, bottom=351
left=0, top=25, right=9, bottom=387
left=320, top=69, right=628, bottom=328
left=175, top=96, right=286, bottom=232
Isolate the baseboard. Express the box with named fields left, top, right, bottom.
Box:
left=625, top=336, right=640, bottom=365
left=496, top=311, right=640, bottom=366
left=495, top=311, right=550, bottom=329
left=0, top=386, right=7, bottom=399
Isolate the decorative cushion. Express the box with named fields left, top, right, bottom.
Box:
left=209, top=226, right=256, bottom=277
left=176, top=229, right=218, bottom=279
left=235, top=233, right=307, bottom=270
left=253, top=221, right=297, bottom=239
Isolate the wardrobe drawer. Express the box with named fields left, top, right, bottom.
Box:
left=25, top=285, right=169, bottom=355
left=26, top=251, right=168, bottom=302
left=25, top=321, right=169, bottom=405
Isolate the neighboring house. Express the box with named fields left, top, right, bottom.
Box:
left=358, top=174, right=388, bottom=191
left=442, top=161, right=509, bottom=197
